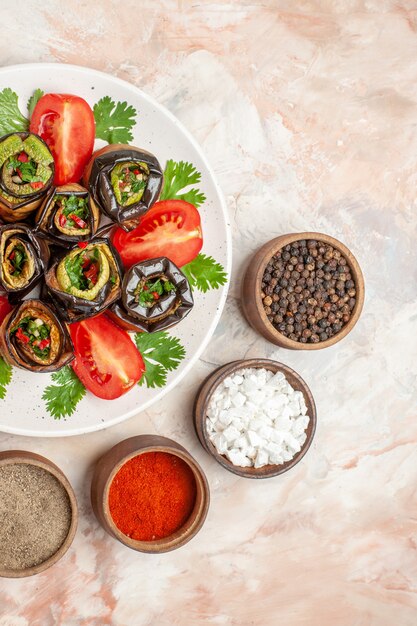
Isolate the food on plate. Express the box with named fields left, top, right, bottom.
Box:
left=0, top=223, right=50, bottom=299
left=0, top=299, right=73, bottom=372
left=29, top=93, right=95, bottom=186
left=69, top=314, right=145, bottom=399
left=262, top=239, right=357, bottom=344
left=109, top=256, right=194, bottom=333
left=112, top=199, right=203, bottom=269
left=45, top=239, right=122, bottom=322
left=84, top=144, right=163, bottom=230
left=206, top=368, right=310, bottom=468
left=35, top=183, right=100, bottom=246
left=0, top=132, right=54, bottom=222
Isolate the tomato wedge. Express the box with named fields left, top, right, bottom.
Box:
left=69, top=315, right=145, bottom=400
left=0, top=295, right=13, bottom=324
left=30, top=93, right=95, bottom=185
left=112, top=199, right=203, bottom=269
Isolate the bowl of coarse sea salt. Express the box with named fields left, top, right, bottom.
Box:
left=194, top=359, right=317, bottom=478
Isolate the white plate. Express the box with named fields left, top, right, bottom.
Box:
left=0, top=63, right=231, bottom=437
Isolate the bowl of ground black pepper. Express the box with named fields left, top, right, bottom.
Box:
left=0, top=451, right=78, bottom=578
left=242, top=233, right=364, bottom=349
left=91, top=435, right=210, bottom=553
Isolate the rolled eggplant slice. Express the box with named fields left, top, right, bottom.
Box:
left=109, top=257, right=194, bottom=333
left=45, top=238, right=122, bottom=322
left=35, top=183, right=101, bottom=247
left=0, top=223, right=50, bottom=298
left=84, top=144, right=163, bottom=231
left=0, top=132, right=54, bottom=223
left=0, top=299, right=73, bottom=372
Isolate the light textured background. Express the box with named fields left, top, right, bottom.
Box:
left=1, top=2, right=417, bottom=625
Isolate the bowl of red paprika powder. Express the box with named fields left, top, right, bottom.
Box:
left=91, top=435, right=210, bottom=553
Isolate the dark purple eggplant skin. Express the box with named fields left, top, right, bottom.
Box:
left=0, top=223, right=50, bottom=299
left=44, top=238, right=123, bottom=322
left=110, top=256, right=194, bottom=333
left=86, top=146, right=163, bottom=231
left=0, top=299, right=74, bottom=373
left=34, top=183, right=101, bottom=248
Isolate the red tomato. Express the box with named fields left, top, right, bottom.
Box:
left=69, top=315, right=145, bottom=400
left=30, top=94, right=95, bottom=185
left=112, top=199, right=203, bottom=269
left=0, top=296, right=13, bottom=324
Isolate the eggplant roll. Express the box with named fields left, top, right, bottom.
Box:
left=83, top=144, right=163, bottom=231
left=109, top=257, right=193, bottom=333
left=35, top=183, right=101, bottom=247
left=45, top=239, right=122, bottom=321
left=0, top=223, right=50, bottom=299
left=0, top=132, right=54, bottom=223
left=0, top=299, right=73, bottom=372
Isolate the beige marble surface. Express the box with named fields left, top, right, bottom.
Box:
left=1, top=2, right=417, bottom=624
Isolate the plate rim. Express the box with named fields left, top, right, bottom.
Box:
left=0, top=62, right=232, bottom=437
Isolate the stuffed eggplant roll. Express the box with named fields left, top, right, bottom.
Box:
left=0, top=132, right=54, bottom=222
left=45, top=239, right=122, bottom=321
left=0, top=223, right=49, bottom=299
left=83, top=144, right=163, bottom=231
left=0, top=299, right=73, bottom=372
left=35, top=183, right=101, bottom=247
left=109, top=257, right=193, bottom=333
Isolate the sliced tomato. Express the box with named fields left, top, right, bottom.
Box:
left=112, top=199, right=203, bottom=269
left=69, top=314, right=145, bottom=400
left=0, top=296, right=13, bottom=324
left=30, top=93, right=95, bottom=185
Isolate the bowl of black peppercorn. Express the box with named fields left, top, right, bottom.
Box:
left=241, top=232, right=364, bottom=350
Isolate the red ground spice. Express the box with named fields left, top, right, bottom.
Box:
left=108, top=451, right=197, bottom=541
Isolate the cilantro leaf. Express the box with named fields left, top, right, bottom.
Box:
left=0, top=88, right=29, bottom=134
left=181, top=253, right=227, bottom=292
left=27, top=88, right=44, bottom=118
left=134, top=331, right=186, bottom=389
left=93, top=96, right=137, bottom=143
left=160, top=160, right=206, bottom=207
left=42, top=366, right=86, bottom=419
left=0, top=357, right=12, bottom=400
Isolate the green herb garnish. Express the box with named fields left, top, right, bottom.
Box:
left=0, top=88, right=28, bottom=134
left=65, top=253, right=88, bottom=291
left=134, top=331, right=185, bottom=388
left=9, top=243, right=27, bottom=276
left=58, top=195, right=89, bottom=228
left=11, top=317, right=51, bottom=360
left=0, top=357, right=12, bottom=400
left=161, top=160, right=206, bottom=207
left=8, top=156, right=40, bottom=183
left=136, top=278, right=176, bottom=307
left=27, top=89, right=44, bottom=118
left=181, top=253, right=227, bottom=292
left=93, top=96, right=137, bottom=143
left=42, top=366, right=86, bottom=419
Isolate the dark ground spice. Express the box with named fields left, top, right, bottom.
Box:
left=0, top=463, right=72, bottom=571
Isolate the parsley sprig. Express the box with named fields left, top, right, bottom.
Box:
left=93, top=96, right=137, bottom=143
left=42, top=366, right=86, bottom=419
left=181, top=253, right=227, bottom=292
left=161, top=160, right=206, bottom=207
left=0, top=357, right=12, bottom=400
left=0, top=88, right=29, bottom=134
left=27, top=89, right=44, bottom=118
left=134, top=331, right=185, bottom=388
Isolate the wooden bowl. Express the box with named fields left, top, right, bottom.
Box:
left=91, top=435, right=210, bottom=553
left=0, top=450, right=78, bottom=578
left=194, top=359, right=317, bottom=478
left=242, top=232, right=365, bottom=349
